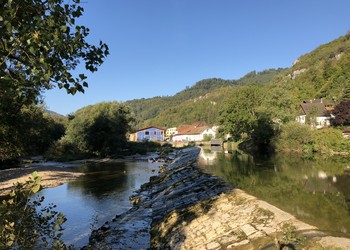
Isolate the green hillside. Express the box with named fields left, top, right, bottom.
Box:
left=125, top=78, right=235, bottom=128
left=281, top=32, right=350, bottom=101
left=127, top=69, right=284, bottom=128
left=126, top=32, right=350, bottom=129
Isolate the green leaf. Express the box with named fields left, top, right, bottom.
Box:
left=31, top=171, right=39, bottom=178
left=29, top=46, right=35, bottom=55
left=60, top=25, right=67, bottom=32
left=31, top=184, right=41, bottom=193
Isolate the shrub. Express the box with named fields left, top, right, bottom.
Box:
left=273, top=122, right=350, bottom=156
left=313, top=128, right=350, bottom=155
left=273, top=122, right=313, bottom=154
left=0, top=172, right=68, bottom=249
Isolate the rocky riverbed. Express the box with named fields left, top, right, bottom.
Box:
left=86, top=147, right=350, bottom=249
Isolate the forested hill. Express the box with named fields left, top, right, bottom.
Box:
left=125, top=78, right=234, bottom=126
left=279, top=32, right=350, bottom=101
left=126, top=69, right=285, bottom=128
left=125, top=32, right=350, bottom=129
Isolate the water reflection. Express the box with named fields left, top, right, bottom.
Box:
left=68, top=163, right=129, bottom=198
left=198, top=147, right=350, bottom=237
left=37, top=160, right=160, bottom=247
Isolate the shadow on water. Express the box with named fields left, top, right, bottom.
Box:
left=198, top=146, right=350, bottom=238
left=68, top=163, right=129, bottom=198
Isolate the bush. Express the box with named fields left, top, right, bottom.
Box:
left=273, top=122, right=313, bottom=154
left=273, top=122, right=350, bottom=156
left=45, top=139, right=94, bottom=162
left=0, top=172, right=68, bottom=249
left=313, top=128, right=350, bottom=155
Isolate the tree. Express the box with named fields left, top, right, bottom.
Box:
left=0, top=105, right=66, bottom=162
left=262, top=79, right=299, bottom=123
left=251, top=115, right=275, bottom=148
left=1, top=0, right=109, bottom=101
left=62, top=102, right=135, bottom=157
left=218, top=85, right=263, bottom=141
left=0, top=0, right=109, bottom=161
left=331, top=101, right=350, bottom=126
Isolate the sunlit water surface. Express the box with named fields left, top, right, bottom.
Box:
left=37, top=160, right=161, bottom=248
left=198, top=147, right=350, bottom=238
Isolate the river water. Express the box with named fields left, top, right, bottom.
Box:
left=36, top=148, right=350, bottom=247
left=37, top=159, right=162, bottom=248
left=198, top=147, right=350, bottom=238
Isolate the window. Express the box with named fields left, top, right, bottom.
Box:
left=145, top=131, right=149, bottom=135
left=154, top=131, right=157, bottom=135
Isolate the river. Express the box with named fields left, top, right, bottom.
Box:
left=198, top=146, right=350, bottom=238
left=37, top=159, right=162, bottom=248
left=37, top=147, right=350, bottom=247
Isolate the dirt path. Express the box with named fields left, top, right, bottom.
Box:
left=0, top=165, right=84, bottom=196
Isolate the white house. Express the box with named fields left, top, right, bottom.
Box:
left=165, top=127, right=178, bottom=138
left=171, top=121, right=216, bottom=142
left=296, top=99, right=334, bottom=129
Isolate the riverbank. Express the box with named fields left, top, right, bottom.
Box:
left=0, top=163, right=84, bottom=196
left=0, top=153, right=166, bottom=197
left=86, top=147, right=350, bottom=249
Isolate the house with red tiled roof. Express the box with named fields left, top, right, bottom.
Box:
left=171, top=122, right=216, bottom=142
left=296, top=99, right=334, bottom=129
left=129, top=126, right=165, bottom=142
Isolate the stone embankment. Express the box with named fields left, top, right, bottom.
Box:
left=86, top=147, right=350, bottom=249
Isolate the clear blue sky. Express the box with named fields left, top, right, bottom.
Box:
left=44, top=0, right=350, bottom=115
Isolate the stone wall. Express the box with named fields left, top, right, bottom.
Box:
left=85, top=147, right=350, bottom=249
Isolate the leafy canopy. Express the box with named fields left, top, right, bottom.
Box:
left=331, top=100, right=350, bottom=126
left=0, top=0, right=109, bottom=104
left=0, top=0, right=108, bottom=161
left=62, top=102, right=135, bottom=157
left=218, top=85, right=264, bottom=141
left=0, top=105, right=66, bottom=162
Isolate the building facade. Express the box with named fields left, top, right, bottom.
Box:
left=296, top=99, right=334, bottom=129
left=129, top=126, right=165, bottom=142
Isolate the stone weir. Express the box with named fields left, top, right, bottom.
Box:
left=85, top=147, right=350, bottom=250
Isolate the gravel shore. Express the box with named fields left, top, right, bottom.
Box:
left=0, top=164, right=84, bottom=196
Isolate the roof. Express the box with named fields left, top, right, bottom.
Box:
left=176, top=122, right=211, bottom=135
left=300, top=103, right=328, bottom=116
left=302, top=99, right=335, bottom=106
left=134, top=126, right=166, bottom=133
